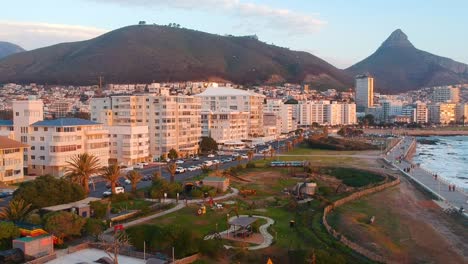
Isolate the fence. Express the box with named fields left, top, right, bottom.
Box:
left=322, top=176, right=401, bottom=264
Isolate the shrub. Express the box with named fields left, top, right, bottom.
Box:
left=25, top=213, right=42, bottom=225
left=90, top=201, right=108, bottom=219
left=198, top=239, right=223, bottom=258
left=13, top=175, right=85, bottom=209
left=245, top=162, right=256, bottom=168
left=44, top=211, right=86, bottom=244
left=191, top=189, right=203, bottom=198
left=110, top=193, right=131, bottom=203
left=236, top=164, right=243, bottom=171
left=84, top=218, right=105, bottom=239
left=0, top=222, right=20, bottom=250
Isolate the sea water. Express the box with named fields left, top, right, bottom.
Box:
left=413, top=136, right=468, bottom=192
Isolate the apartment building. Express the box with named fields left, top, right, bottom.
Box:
left=201, top=110, right=249, bottom=143
left=265, top=99, right=297, bottom=133
left=432, top=86, right=460, bottom=103
left=355, top=74, right=374, bottom=111
left=28, top=118, right=109, bottom=177
left=91, top=95, right=201, bottom=158
left=107, top=125, right=150, bottom=166
left=195, top=87, right=265, bottom=137
left=456, top=103, right=468, bottom=124
left=428, top=103, right=457, bottom=124
left=0, top=120, right=14, bottom=138
left=415, top=102, right=428, bottom=123
left=263, top=112, right=281, bottom=137
left=0, top=136, right=28, bottom=183
left=297, top=101, right=356, bottom=126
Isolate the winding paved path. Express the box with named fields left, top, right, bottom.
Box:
left=204, top=215, right=275, bottom=251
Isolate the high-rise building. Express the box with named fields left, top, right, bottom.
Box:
left=297, top=101, right=356, bottom=126
left=432, top=86, right=460, bottom=103
left=456, top=103, right=468, bottom=124
left=195, top=87, right=264, bottom=137
left=355, top=74, right=374, bottom=111
left=428, top=103, right=457, bottom=124
left=201, top=110, right=249, bottom=144
left=107, top=125, right=150, bottom=166
left=91, top=95, right=202, bottom=158
left=415, top=102, right=428, bottom=123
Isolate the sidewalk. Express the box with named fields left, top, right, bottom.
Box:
left=386, top=137, right=468, bottom=214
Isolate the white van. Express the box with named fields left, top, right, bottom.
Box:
left=103, top=186, right=125, bottom=197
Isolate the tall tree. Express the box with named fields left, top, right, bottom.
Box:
left=166, top=163, right=177, bottom=183
left=167, top=148, right=179, bottom=160
left=200, top=137, right=218, bottom=153
left=65, top=153, right=102, bottom=194
left=0, top=199, right=33, bottom=222
left=101, top=164, right=122, bottom=194
left=0, top=222, right=20, bottom=250
left=247, top=150, right=254, bottom=162
left=97, top=231, right=131, bottom=264
left=126, top=170, right=143, bottom=193
left=44, top=211, right=86, bottom=244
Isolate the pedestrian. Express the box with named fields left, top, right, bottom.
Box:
left=453, top=185, right=456, bottom=192
left=449, top=185, right=452, bottom=192
left=435, top=174, right=438, bottom=180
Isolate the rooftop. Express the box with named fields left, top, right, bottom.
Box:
left=229, top=216, right=258, bottom=227
left=14, top=234, right=51, bottom=242
left=196, top=87, right=265, bottom=97
left=41, top=197, right=101, bottom=212
left=32, top=118, right=100, bottom=127
left=0, top=136, right=28, bottom=149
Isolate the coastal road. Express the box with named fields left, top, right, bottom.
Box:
left=387, top=137, right=468, bottom=211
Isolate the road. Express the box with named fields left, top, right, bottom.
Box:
left=386, top=136, right=468, bottom=212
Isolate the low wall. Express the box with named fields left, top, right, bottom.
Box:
left=322, top=177, right=401, bottom=264
left=175, top=253, right=201, bottom=264
left=25, top=253, right=57, bottom=264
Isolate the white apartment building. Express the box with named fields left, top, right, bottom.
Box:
left=297, top=101, right=356, bottom=126
left=265, top=99, right=296, bottom=133
left=91, top=95, right=201, bottom=158
left=432, top=86, right=460, bottom=103
left=201, top=110, right=249, bottom=144
left=355, top=74, right=374, bottom=111
left=107, top=125, right=150, bottom=166
left=28, top=118, right=109, bottom=177
left=195, top=87, right=265, bottom=137
left=263, top=112, right=281, bottom=137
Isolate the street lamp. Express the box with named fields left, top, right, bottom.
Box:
left=226, top=213, right=230, bottom=238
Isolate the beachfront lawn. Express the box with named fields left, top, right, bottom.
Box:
left=320, top=167, right=385, bottom=187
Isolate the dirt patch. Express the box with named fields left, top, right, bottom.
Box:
left=331, top=176, right=468, bottom=263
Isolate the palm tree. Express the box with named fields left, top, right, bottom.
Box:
left=263, top=150, right=267, bottom=160
left=126, top=170, right=143, bottom=193
left=0, top=199, right=33, bottom=222
left=101, top=164, right=121, bottom=194
left=287, top=141, right=293, bottom=152
left=65, top=153, right=102, bottom=194
left=236, top=155, right=242, bottom=165
left=247, top=150, right=254, bottom=162
left=269, top=148, right=276, bottom=158
left=167, top=163, right=177, bottom=183
left=152, top=171, right=161, bottom=180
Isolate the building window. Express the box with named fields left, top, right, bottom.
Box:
left=16, top=112, right=19, bottom=116
left=40, top=146, right=45, bottom=151
left=31, top=155, right=36, bottom=160
left=34, top=127, right=38, bottom=131
left=40, top=156, right=45, bottom=160
left=31, top=146, right=35, bottom=150
left=40, top=137, right=45, bottom=141
left=44, top=127, right=48, bottom=132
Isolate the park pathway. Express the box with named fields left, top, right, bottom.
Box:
left=205, top=215, right=275, bottom=251
left=276, top=154, right=380, bottom=159
left=105, top=187, right=239, bottom=232
left=386, top=137, right=468, bottom=214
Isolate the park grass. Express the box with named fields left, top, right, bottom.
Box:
left=285, top=144, right=359, bottom=155
left=320, top=167, right=385, bottom=187
left=112, top=199, right=152, bottom=211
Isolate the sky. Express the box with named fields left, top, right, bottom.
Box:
left=1, top=0, right=467, bottom=69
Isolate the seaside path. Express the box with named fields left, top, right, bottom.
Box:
left=386, top=137, right=468, bottom=212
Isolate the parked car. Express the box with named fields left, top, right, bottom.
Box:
left=175, top=167, right=186, bottom=174
left=203, top=160, right=213, bottom=166
left=187, top=166, right=197, bottom=171
left=207, top=154, right=215, bottom=158
left=175, top=160, right=185, bottom=164
left=106, top=182, right=121, bottom=189
left=194, top=165, right=202, bottom=170
left=192, top=156, right=200, bottom=161
left=0, top=192, right=10, bottom=198
left=212, top=159, right=221, bottom=164
left=142, top=175, right=152, bottom=181
left=103, top=186, right=125, bottom=197
left=134, top=163, right=144, bottom=169
left=231, top=153, right=240, bottom=157
left=124, top=179, right=131, bottom=185
left=241, top=154, right=249, bottom=159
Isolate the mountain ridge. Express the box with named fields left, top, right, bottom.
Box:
left=0, top=25, right=352, bottom=89
left=346, top=29, right=468, bottom=94
left=0, top=41, right=25, bottom=59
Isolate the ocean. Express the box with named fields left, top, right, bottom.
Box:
left=413, top=136, right=468, bottom=192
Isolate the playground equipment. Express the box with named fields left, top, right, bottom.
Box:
left=240, top=189, right=257, bottom=197
left=16, top=222, right=59, bottom=244
left=197, top=205, right=206, bottom=215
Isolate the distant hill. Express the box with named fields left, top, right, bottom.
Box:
left=0, top=25, right=352, bottom=89
left=346, top=29, right=468, bottom=93
left=0, top=41, right=25, bottom=59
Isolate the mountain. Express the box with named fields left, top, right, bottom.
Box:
left=0, top=25, right=352, bottom=89
left=346, top=29, right=468, bottom=93
left=0, top=41, right=25, bottom=59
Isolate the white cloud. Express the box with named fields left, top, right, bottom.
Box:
left=90, top=0, right=326, bottom=35
left=0, top=21, right=108, bottom=50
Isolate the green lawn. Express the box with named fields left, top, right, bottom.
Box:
left=112, top=199, right=152, bottom=210
left=320, top=167, right=385, bottom=187
left=286, top=144, right=358, bottom=155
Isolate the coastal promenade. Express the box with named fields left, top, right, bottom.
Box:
left=386, top=137, right=468, bottom=213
